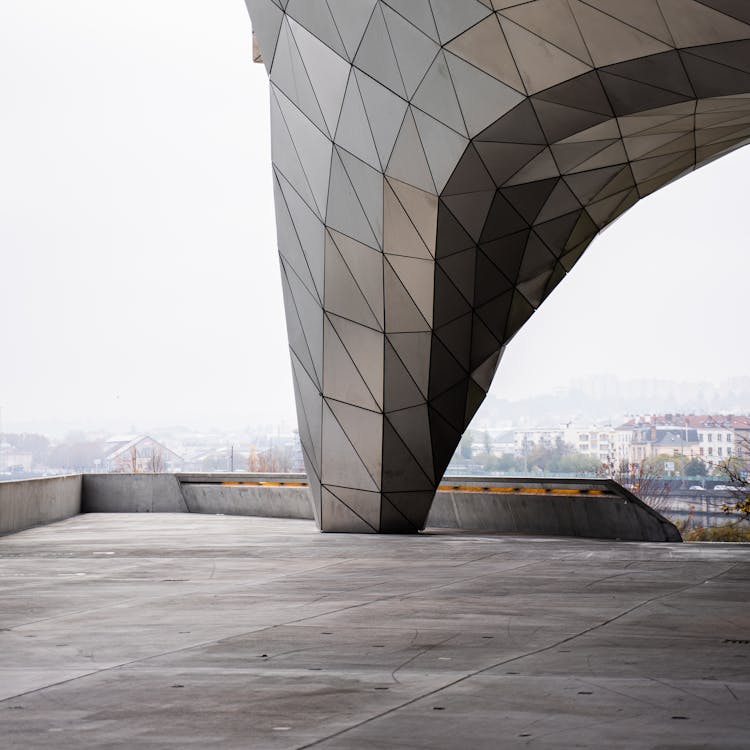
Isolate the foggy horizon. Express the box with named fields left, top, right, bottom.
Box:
left=2, top=1, right=749, bottom=438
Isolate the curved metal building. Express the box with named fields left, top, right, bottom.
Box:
left=245, top=0, right=750, bottom=532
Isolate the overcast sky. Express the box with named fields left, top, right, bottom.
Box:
left=1, top=1, right=748, bottom=435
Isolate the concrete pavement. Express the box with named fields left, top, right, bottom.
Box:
left=1, top=514, right=748, bottom=748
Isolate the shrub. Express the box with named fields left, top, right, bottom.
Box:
left=681, top=523, right=750, bottom=543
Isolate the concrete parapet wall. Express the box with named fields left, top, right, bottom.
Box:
left=427, top=477, right=680, bottom=542
left=82, top=474, right=188, bottom=513
left=181, top=484, right=313, bottom=519
left=4, top=473, right=680, bottom=542
left=0, top=475, right=82, bottom=536
left=427, top=490, right=679, bottom=542
left=81, top=473, right=310, bottom=519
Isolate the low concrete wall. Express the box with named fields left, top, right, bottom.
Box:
left=77, top=473, right=680, bottom=542
left=0, top=473, right=682, bottom=541
left=82, top=474, right=188, bottom=513
left=181, top=484, right=313, bottom=519
left=82, top=473, right=311, bottom=519
left=0, top=475, right=82, bottom=536
left=427, top=489, right=680, bottom=542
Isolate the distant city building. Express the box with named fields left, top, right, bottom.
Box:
left=102, top=435, right=182, bottom=473
left=686, top=415, right=750, bottom=467
left=467, top=415, right=750, bottom=474
left=487, top=430, right=517, bottom=457
left=514, top=428, right=565, bottom=454
left=615, top=415, right=750, bottom=469
left=0, top=444, right=33, bottom=473
left=562, top=426, right=617, bottom=463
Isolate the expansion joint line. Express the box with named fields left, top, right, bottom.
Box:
left=294, top=562, right=739, bottom=749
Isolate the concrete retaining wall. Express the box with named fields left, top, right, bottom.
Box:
left=181, top=484, right=313, bottom=519
left=426, top=490, right=680, bottom=542
left=3, top=473, right=680, bottom=542
left=0, top=475, right=82, bottom=536
left=82, top=474, right=188, bottom=513
left=81, top=474, right=311, bottom=519
left=80, top=474, right=680, bottom=541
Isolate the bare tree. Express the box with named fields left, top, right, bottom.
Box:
left=599, top=454, right=672, bottom=511
left=247, top=445, right=291, bottom=473
left=147, top=449, right=164, bottom=473
left=718, top=434, right=750, bottom=520
left=632, top=458, right=674, bottom=512
left=114, top=445, right=140, bottom=473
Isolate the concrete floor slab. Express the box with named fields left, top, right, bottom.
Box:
left=1, top=514, right=749, bottom=748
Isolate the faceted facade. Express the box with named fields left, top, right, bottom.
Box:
left=245, top=0, right=750, bottom=533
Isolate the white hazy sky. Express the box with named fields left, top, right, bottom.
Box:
left=1, top=1, right=749, bottom=434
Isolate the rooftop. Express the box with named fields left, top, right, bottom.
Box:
left=2, top=513, right=749, bottom=748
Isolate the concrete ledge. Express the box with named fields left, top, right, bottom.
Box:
left=427, top=477, right=680, bottom=542
left=82, top=474, right=188, bottom=513
left=2, top=473, right=681, bottom=541
left=75, top=473, right=680, bottom=542
left=0, top=475, right=82, bottom=536
left=181, top=484, right=313, bottom=519
left=428, top=491, right=677, bottom=541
